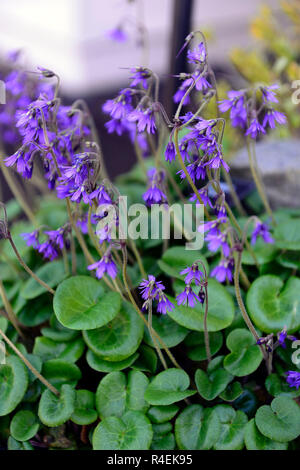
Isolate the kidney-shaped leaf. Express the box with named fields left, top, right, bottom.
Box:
left=175, top=405, right=220, bottom=450
left=10, top=410, right=39, bottom=442
left=53, top=276, right=121, bottom=330
left=0, top=356, right=28, bottom=416
left=38, top=384, right=75, bottom=427
left=144, top=369, right=196, bottom=405
left=195, top=368, right=233, bottom=401
left=245, top=418, right=288, bottom=450
left=224, top=329, right=263, bottom=377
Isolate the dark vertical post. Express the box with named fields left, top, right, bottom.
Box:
left=164, top=0, right=194, bottom=118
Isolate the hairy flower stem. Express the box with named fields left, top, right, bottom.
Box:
left=246, top=139, right=275, bottom=225
left=121, top=245, right=182, bottom=369
left=8, top=234, right=55, bottom=295
left=233, top=249, right=267, bottom=362
left=197, top=261, right=211, bottom=363
left=0, top=280, right=23, bottom=337
left=0, top=327, right=59, bottom=396
left=148, top=302, right=168, bottom=370
left=0, top=157, right=36, bottom=225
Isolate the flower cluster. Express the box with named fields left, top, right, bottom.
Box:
left=21, top=226, right=71, bottom=261
left=219, top=84, right=286, bottom=139
left=176, top=262, right=205, bottom=308
left=139, top=275, right=175, bottom=314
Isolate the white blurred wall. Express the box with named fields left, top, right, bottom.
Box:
left=0, top=0, right=278, bottom=95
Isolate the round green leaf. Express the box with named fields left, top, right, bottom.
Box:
left=21, top=260, right=66, bottom=299
left=92, top=410, right=153, bottom=450
left=175, top=405, right=220, bottom=450
left=147, top=405, right=179, bottom=424
left=185, top=331, right=223, bottom=361
left=53, top=275, right=121, bottom=330
left=38, top=384, right=75, bottom=427
left=0, top=356, right=28, bottom=416
left=7, top=436, right=33, bottom=450
left=274, top=218, right=300, bottom=250
left=83, top=301, right=144, bottom=361
left=144, top=314, right=188, bottom=349
left=10, top=410, right=39, bottom=442
left=95, top=370, right=149, bottom=418
left=247, top=275, right=300, bottom=333
left=195, top=368, right=233, bottom=401
left=224, top=329, right=263, bottom=377
left=255, top=396, right=300, bottom=442
left=167, top=279, right=234, bottom=332
left=245, top=418, right=288, bottom=450
left=42, top=359, right=81, bottom=389
left=71, top=390, right=97, bottom=425
left=219, top=382, right=243, bottom=402
left=213, top=405, right=248, bottom=450
left=131, top=345, right=157, bottom=373
left=144, top=369, right=196, bottom=405
left=86, top=349, right=138, bottom=372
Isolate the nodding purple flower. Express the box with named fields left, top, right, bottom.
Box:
left=143, top=168, right=167, bottom=206
left=199, top=216, right=227, bottom=236
left=277, top=328, right=297, bottom=349
left=176, top=285, right=201, bottom=308
left=88, top=253, right=117, bottom=279
left=129, top=67, right=151, bottom=89
left=262, top=109, right=286, bottom=129
left=173, top=86, right=190, bottom=105
left=128, top=107, right=156, bottom=134
left=187, top=43, right=206, bottom=64
left=62, top=154, right=91, bottom=185
left=245, top=118, right=266, bottom=139
left=286, top=371, right=300, bottom=390
left=165, top=142, right=176, bottom=163
left=205, top=153, right=230, bottom=172
left=218, top=90, right=247, bottom=129
left=178, top=159, right=206, bottom=182
left=190, top=187, right=213, bottom=208
left=5, top=149, right=33, bottom=179
left=90, top=185, right=112, bottom=205
left=205, top=230, right=230, bottom=257
left=21, top=230, right=40, bottom=249
left=106, top=27, right=128, bottom=42
left=104, top=117, right=128, bottom=136
left=180, top=263, right=204, bottom=285
left=211, top=258, right=234, bottom=283
left=38, top=241, right=58, bottom=261
left=103, top=89, right=133, bottom=120
left=139, top=275, right=174, bottom=314
left=261, top=84, right=279, bottom=104
left=44, top=227, right=68, bottom=251
left=251, top=221, right=274, bottom=245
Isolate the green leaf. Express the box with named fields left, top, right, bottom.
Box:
left=7, top=437, right=34, bottom=450
left=247, top=275, right=300, bottom=333
left=92, top=411, right=153, bottom=450
left=255, top=396, right=300, bottom=442
left=143, top=314, right=188, bottom=349
left=245, top=418, right=288, bottom=450
left=167, top=279, right=234, bottom=332
left=86, top=349, right=138, bottom=372
left=195, top=368, right=233, bottom=401
left=33, top=336, right=85, bottom=363
left=0, top=356, right=28, bottom=416
left=242, top=238, right=277, bottom=265
left=10, top=410, right=39, bottom=442
left=147, top=405, right=179, bottom=424
left=274, top=218, right=300, bottom=250
left=151, top=432, right=175, bottom=450
left=213, top=405, right=248, bottom=450
left=158, top=247, right=208, bottom=281
left=38, top=384, right=75, bottom=427
left=95, top=370, right=149, bottom=418
left=53, top=275, right=121, bottom=330
left=219, top=382, right=243, bottom=402
left=21, top=261, right=66, bottom=299
left=42, top=359, right=81, bottom=389
left=144, top=369, right=196, bottom=405
left=185, top=331, right=223, bottom=361
left=131, top=345, right=157, bottom=373
left=223, top=329, right=263, bottom=377
left=17, top=295, right=52, bottom=327
left=83, top=301, right=144, bottom=361
left=71, top=390, right=97, bottom=425
left=175, top=405, right=220, bottom=450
